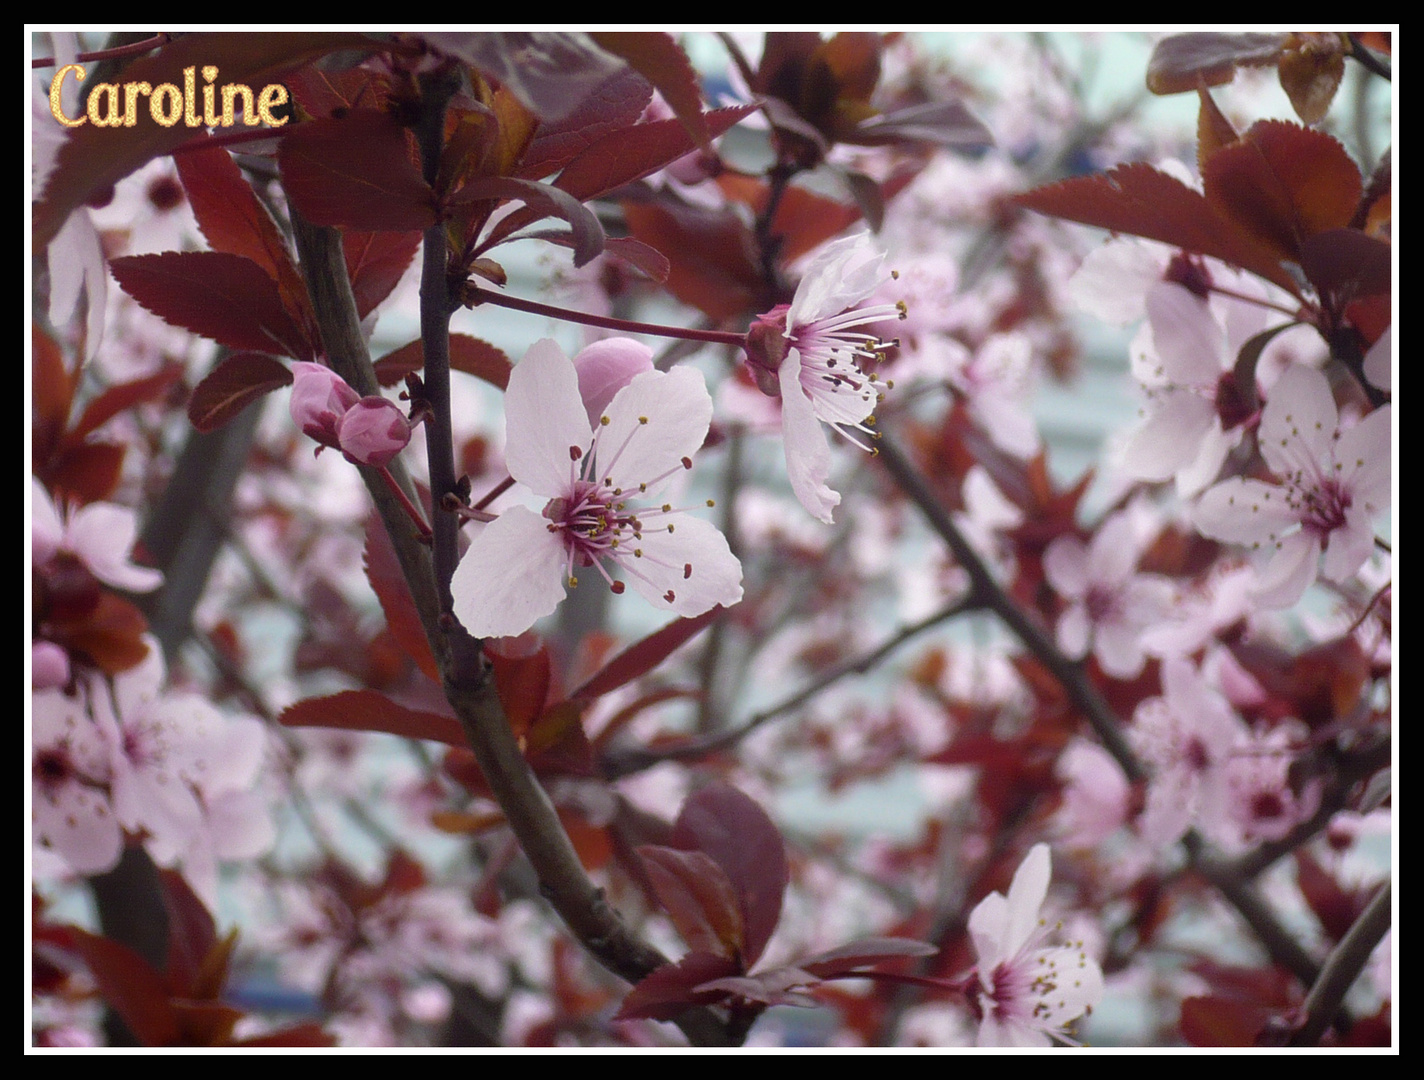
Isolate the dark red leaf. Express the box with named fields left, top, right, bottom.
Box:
left=486, top=637, right=552, bottom=739
left=32, top=323, right=75, bottom=465
left=692, top=967, right=819, bottom=1007
left=612, top=951, right=741, bottom=1022
left=591, top=33, right=709, bottom=149
left=516, top=65, right=654, bottom=181
left=1180, top=995, right=1276, bottom=1046
left=427, top=32, right=627, bottom=125
left=68, top=928, right=181, bottom=1046
left=638, top=845, right=744, bottom=959
left=111, top=252, right=315, bottom=360
left=344, top=229, right=423, bottom=320
left=33, top=32, right=377, bottom=249
left=158, top=869, right=219, bottom=998
left=849, top=100, right=992, bottom=150
left=1146, top=33, right=1288, bottom=95
left=279, top=689, right=464, bottom=746
left=49, top=592, right=151, bottom=674
left=602, top=236, right=670, bottom=283
left=174, top=145, right=311, bottom=330
left=278, top=110, right=436, bottom=232
left=525, top=700, right=595, bottom=777
left=1298, top=228, right=1391, bottom=306
left=623, top=200, right=763, bottom=320
left=1203, top=120, right=1362, bottom=263
left=187, top=352, right=292, bottom=433
left=1014, top=162, right=1302, bottom=297
left=454, top=174, right=604, bottom=267
left=70, top=364, right=185, bottom=442
left=670, top=782, right=788, bottom=969
left=44, top=441, right=127, bottom=505
left=556, top=105, right=756, bottom=206
left=373, top=333, right=512, bottom=390
left=363, top=510, right=441, bottom=681
left=569, top=605, right=723, bottom=700
left=797, top=936, right=939, bottom=978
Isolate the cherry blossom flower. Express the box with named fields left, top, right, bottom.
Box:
left=1042, top=510, right=1175, bottom=679
left=744, top=232, right=903, bottom=523
left=1121, top=280, right=1270, bottom=497
left=967, top=843, right=1103, bottom=1047
left=32, top=688, right=122, bottom=875
left=1131, top=657, right=1248, bottom=850
left=450, top=339, right=742, bottom=639
left=1193, top=364, right=1391, bottom=609
left=32, top=478, right=163, bottom=594
left=289, top=362, right=412, bottom=467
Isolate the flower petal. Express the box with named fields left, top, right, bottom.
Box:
left=619, top=514, right=742, bottom=617
left=598, top=366, right=713, bottom=495
left=450, top=505, right=569, bottom=639
left=1253, top=531, right=1321, bottom=609
left=1259, top=364, right=1337, bottom=478
left=1147, top=281, right=1226, bottom=387
left=1194, top=478, right=1298, bottom=544
left=504, top=339, right=594, bottom=497
left=778, top=350, right=840, bottom=524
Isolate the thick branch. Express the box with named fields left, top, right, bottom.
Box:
left=1289, top=882, right=1390, bottom=1046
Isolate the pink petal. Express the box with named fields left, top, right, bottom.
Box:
left=1122, top=393, right=1215, bottom=482
left=778, top=351, right=840, bottom=523
left=573, top=337, right=654, bottom=429
left=503, top=339, right=593, bottom=498
left=1193, top=478, right=1298, bottom=544
left=1147, top=281, right=1226, bottom=387
left=1043, top=535, right=1088, bottom=599
left=1002, top=843, right=1051, bottom=955
left=1258, top=364, right=1337, bottom=478
left=65, top=502, right=164, bottom=592
left=1253, top=531, right=1321, bottom=609
left=450, top=506, right=570, bottom=639
left=617, top=514, right=742, bottom=617
left=1056, top=603, right=1092, bottom=661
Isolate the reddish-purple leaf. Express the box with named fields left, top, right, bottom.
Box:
left=557, top=105, right=756, bottom=205
left=71, top=364, right=185, bottom=442
left=344, top=229, right=423, bottom=320
left=68, top=928, right=181, bottom=1046
left=279, top=689, right=464, bottom=746
left=638, top=845, right=745, bottom=960
left=279, top=110, right=436, bottom=232
left=1180, top=995, right=1277, bottom=1046
left=602, top=236, right=671, bottom=283
left=1298, top=228, right=1391, bottom=307
left=111, top=252, right=315, bottom=360
left=454, top=174, right=604, bottom=267
left=1014, top=162, right=1302, bottom=297
left=612, top=951, right=741, bottom=1022
left=590, top=33, right=709, bottom=149
left=569, top=606, right=723, bottom=700
left=1203, top=120, right=1362, bottom=264
left=523, top=700, right=595, bottom=777
left=671, top=782, right=788, bottom=969
left=692, top=968, right=819, bottom=1008
left=187, top=352, right=292, bottom=433
left=45, top=442, right=127, bottom=506
left=157, top=869, right=219, bottom=998
left=516, top=65, right=654, bottom=181
left=486, top=638, right=552, bottom=739
left=797, top=937, right=939, bottom=978
left=1146, top=33, right=1289, bottom=95
left=850, top=100, right=992, bottom=150
left=373, top=333, right=512, bottom=390
left=622, top=201, right=765, bottom=320
left=363, top=510, right=440, bottom=681
left=428, top=32, right=627, bottom=125
left=174, top=145, right=309, bottom=326
left=33, top=32, right=376, bottom=250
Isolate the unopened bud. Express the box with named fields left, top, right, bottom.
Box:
left=338, top=397, right=412, bottom=467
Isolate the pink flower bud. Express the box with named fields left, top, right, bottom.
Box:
left=572, top=338, right=654, bottom=427
left=338, top=397, right=412, bottom=467
left=742, top=306, right=790, bottom=397
left=32, top=641, right=71, bottom=691
left=290, top=362, right=360, bottom=450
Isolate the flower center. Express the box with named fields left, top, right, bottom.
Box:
left=1295, top=478, right=1352, bottom=537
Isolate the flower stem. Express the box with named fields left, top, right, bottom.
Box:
left=378, top=466, right=432, bottom=541
left=466, top=285, right=747, bottom=350
left=32, top=33, right=170, bottom=68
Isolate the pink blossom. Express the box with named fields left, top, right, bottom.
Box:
left=1193, top=364, right=1391, bottom=609
left=571, top=337, right=654, bottom=428
left=967, top=843, right=1103, bottom=1047
left=290, top=361, right=411, bottom=467
left=1043, top=511, right=1175, bottom=679
left=32, top=478, right=163, bottom=594
left=450, top=339, right=742, bottom=639
left=32, top=689, right=122, bottom=875
left=1053, top=739, right=1131, bottom=851
left=744, top=232, right=903, bottom=523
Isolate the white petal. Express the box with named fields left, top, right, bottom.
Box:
left=598, top=366, right=713, bottom=495
left=1194, top=478, right=1298, bottom=544
left=1334, top=405, right=1391, bottom=510
left=1043, top=535, right=1088, bottom=599
left=1362, top=326, right=1392, bottom=392
left=1066, top=239, right=1162, bottom=326
left=1122, top=394, right=1214, bottom=482
left=32, top=478, right=63, bottom=565
left=778, top=351, right=840, bottom=523
left=1253, top=531, right=1321, bottom=609
left=1147, top=281, right=1226, bottom=387
left=1002, top=843, right=1051, bottom=956
left=450, top=506, right=569, bottom=639
left=503, top=339, right=593, bottom=497
left=1056, top=603, right=1092, bottom=661
left=1259, top=365, right=1337, bottom=478
left=1175, top=416, right=1237, bottom=498
left=618, top=514, right=742, bottom=616
left=1320, top=509, right=1374, bottom=583
left=967, top=890, right=1010, bottom=971
left=66, top=502, right=163, bottom=592
left=1094, top=619, right=1147, bottom=678
left=1087, top=512, right=1139, bottom=586
left=788, top=232, right=882, bottom=324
